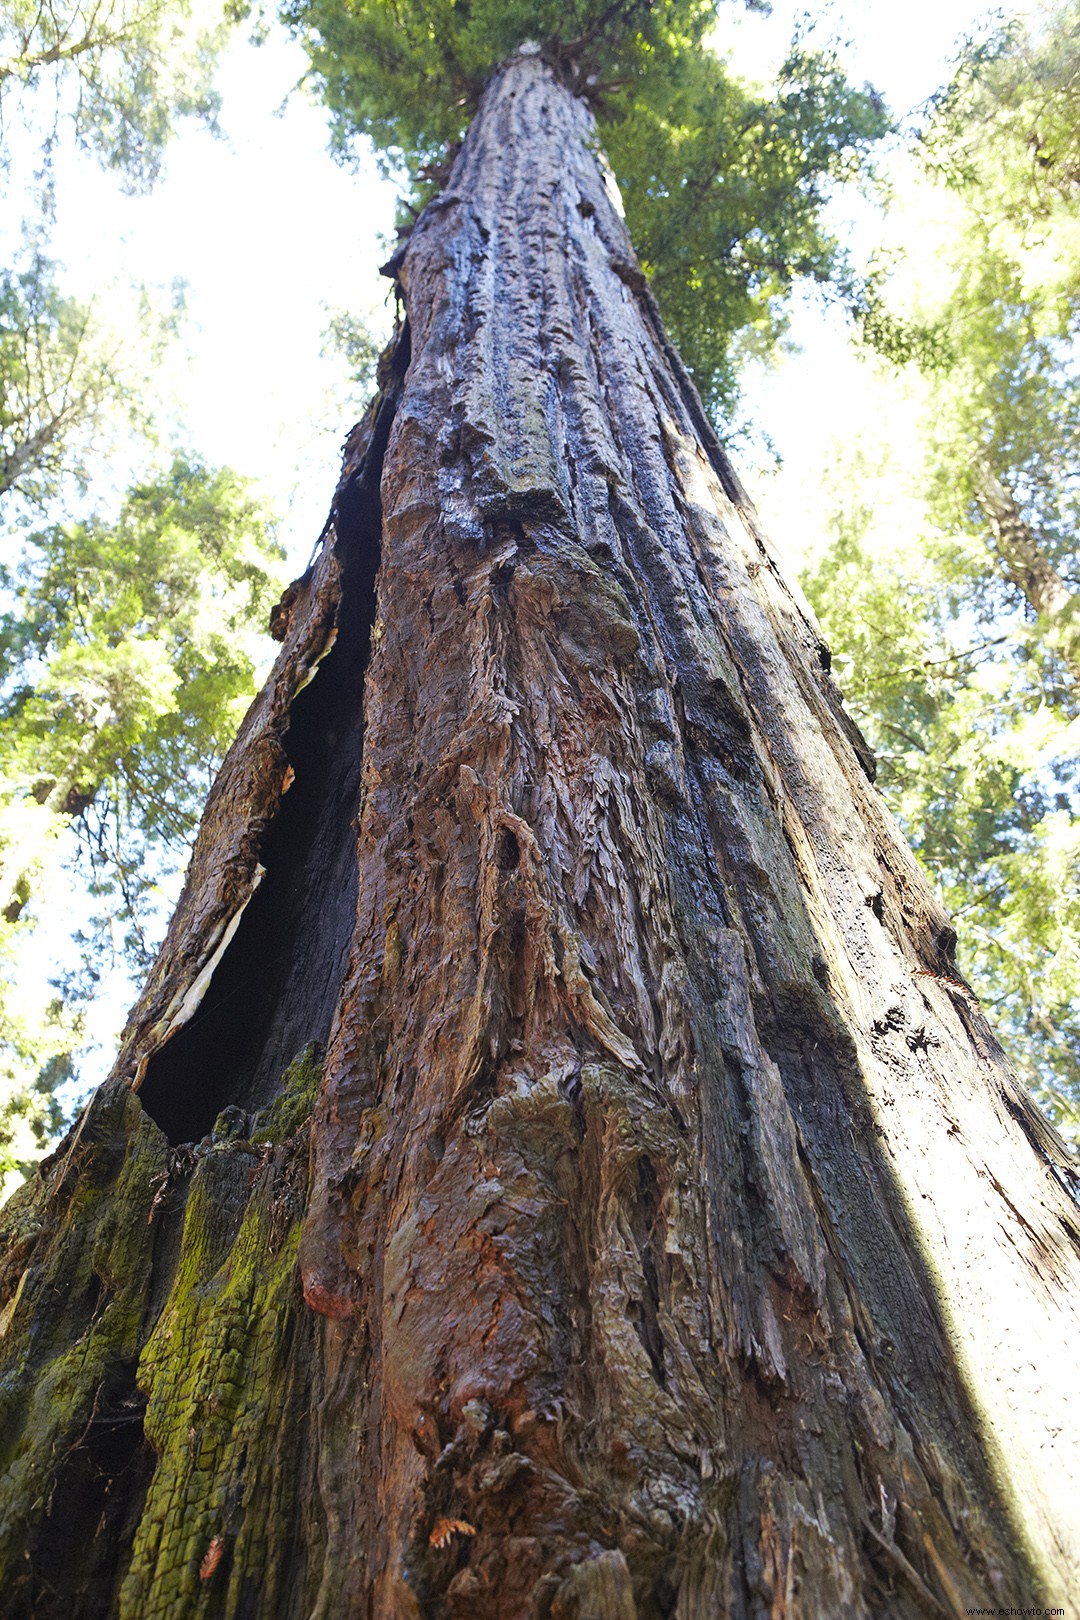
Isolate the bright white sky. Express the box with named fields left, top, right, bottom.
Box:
left=37, top=0, right=1011, bottom=572
left=4, top=0, right=1025, bottom=1121
left=722, top=0, right=1004, bottom=564
left=43, top=28, right=397, bottom=565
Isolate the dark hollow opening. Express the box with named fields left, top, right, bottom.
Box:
left=12, top=1367, right=154, bottom=1620
left=137, top=375, right=402, bottom=1146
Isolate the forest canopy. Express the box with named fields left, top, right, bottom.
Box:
left=282, top=0, right=889, bottom=414
left=805, top=0, right=1080, bottom=1131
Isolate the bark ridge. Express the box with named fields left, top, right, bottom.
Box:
left=1, top=51, right=1078, bottom=1620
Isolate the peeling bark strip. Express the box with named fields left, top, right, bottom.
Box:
left=132, top=376, right=401, bottom=1143
left=1, top=50, right=1079, bottom=1620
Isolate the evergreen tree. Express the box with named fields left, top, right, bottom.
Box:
left=0, top=458, right=284, bottom=1181
left=287, top=0, right=887, bottom=416
left=808, top=0, right=1080, bottom=1134
left=1, top=9, right=1078, bottom=1617
left=0, top=0, right=285, bottom=1177
left=1, top=0, right=226, bottom=187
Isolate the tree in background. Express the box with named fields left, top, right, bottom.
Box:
left=1, top=0, right=225, bottom=188
left=0, top=241, right=175, bottom=511
left=0, top=0, right=286, bottom=1179
left=919, top=0, right=1080, bottom=676
left=1, top=0, right=235, bottom=511
left=0, top=0, right=230, bottom=532
left=1, top=7, right=1078, bottom=1617
left=807, top=0, right=1080, bottom=1135
left=0, top=459, right=283, bottom=1177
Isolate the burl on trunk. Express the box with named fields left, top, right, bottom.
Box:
left=1, top=50, right=1078, bottom=1620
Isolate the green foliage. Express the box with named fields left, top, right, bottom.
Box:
left=608, top=36, right=887, bottom=416
left=923, top=243, right=1080, bottom=605
left=921, top=3, right=1080, bottom=218
left=0, top=457, right=285, bottom=1182
left=283, top=0, right=714, bottom=164
left=0, top=0, right=228, bottom=189
left=803, top=449, right=1080, bottom=1137
left=1, top=454, right=284, bottom=939
left=321, top=305, right=383, bottom=414
left=804, top=1, right=1080, bottom=1137
left=322, top=308, right=381, bottom=386
left=865, top=2, right=1080, bottom=589
left=282, top=0, right=887, bottom=416
left=0, top=989, right=75, bottom=1190
left=0, top=243, right=161, bottom=511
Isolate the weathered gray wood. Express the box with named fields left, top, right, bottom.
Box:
left=0, top=48, right=1077, bottom=1620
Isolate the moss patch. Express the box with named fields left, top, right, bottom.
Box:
left=119, top=1057, right=323, bottom=1620
left=0, top=1079, right=168, bottom=1611
left=0, top=1046, right=327, bottom=1620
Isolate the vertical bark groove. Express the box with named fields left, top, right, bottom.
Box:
left=0, top=50, right=1077, bottom=1620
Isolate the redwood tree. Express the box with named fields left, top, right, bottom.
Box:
left=1, top=32, right=1079, bottom=1620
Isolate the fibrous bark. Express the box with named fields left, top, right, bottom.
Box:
left=2, top=50, right=1079, bottom=1620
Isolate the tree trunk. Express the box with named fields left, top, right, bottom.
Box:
left=2, top=51, right=1079, bottom=1620
left=973, top=456, right=1080, bottom=681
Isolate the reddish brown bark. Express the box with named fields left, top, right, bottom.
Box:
left=1, top=49, right=1078, bottom=1620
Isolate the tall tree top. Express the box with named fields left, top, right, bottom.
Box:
left=281, top=0, right=718, bottom=157
left=283, top=0, right=888, bottom=416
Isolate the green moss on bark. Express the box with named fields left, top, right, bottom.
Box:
left=119, top=1052, right=323, bottom=1620
left=0, top=1049, right=325, bottom=1619
left=0, top=1080, right=168, bottom=1607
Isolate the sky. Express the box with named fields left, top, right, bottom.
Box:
left=40, top=29, right=398, bottom=565
left=721, top=0, right=999, bottom=564
left=33, top=0, right=1011, bottom=572
left=2, top=0, right=1029, bottom=1125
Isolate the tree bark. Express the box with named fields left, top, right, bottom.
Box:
left=2, top=50, right=1079, bottom=1620
left=973, top=456, right=1080, bottom=681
